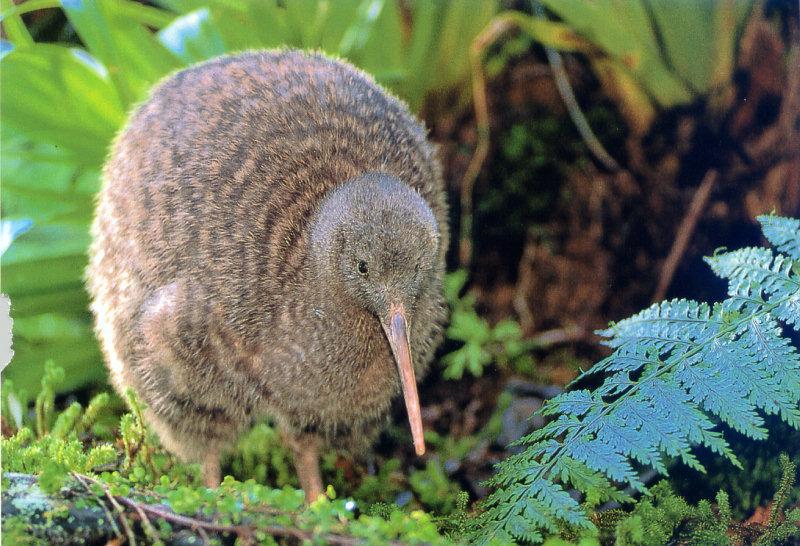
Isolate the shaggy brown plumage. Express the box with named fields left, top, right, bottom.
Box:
left=87, top=50, right=448, bottom=499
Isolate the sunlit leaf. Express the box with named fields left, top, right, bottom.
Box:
left=62, top=0, right=180, bottom=105
left=1, top=44, right=125, bottom=163
left=158, top=8, right=226, bottom=64
left=0, top=219, right=32, bottom=256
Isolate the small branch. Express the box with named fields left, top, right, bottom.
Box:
left=459, top=16, right=513, bottom=268
left=75, top=474, right=400, bottom=546
left=72, top=472, right=124, bottom=540
left=127, top=496, right=161, bottom=545
left=652, top=169, right=719, bottom=302
left=528, top=325, right=589, bottom=347
left=532, top=0, right=621, bottom=172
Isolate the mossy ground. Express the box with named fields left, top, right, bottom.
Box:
left=3, top=362, right=798, bottom=545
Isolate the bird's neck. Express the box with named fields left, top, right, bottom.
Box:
left=305, top=273, right=382, bottom=364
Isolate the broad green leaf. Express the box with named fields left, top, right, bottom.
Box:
left=402, top=0, right=498, bottom=110
left=338, top=0, right=385, bottom=57
left=352, top=0, right=405, bottom=85
left=647, top=0, right=716, bottom=93
left=61, top=0, right=181, bottom=106
left=514, top=17, right=595, bottom=53
left=402, top=0, right=440, bottom=110
left=1, top=44, right=125, bottom=163
left=540, top=0, right=692, bottom=106
left=284, top=0, right=336, bottom=48
left=1, top=224, right=90, bottom=296
left=239, top=0, right=293, bottom=48
left=7, top=288, right=90, bottom=318
left=709, top=0, right=752, bottom=91
left=14, top=313, right=89, bottom=341
left=436, top=0, right=498, bottom=89
left=591, top=58, right=656, bottom=135
left=1, top=138, right=99, bottom=225
left=0, top=219, right=32, bottom=256
left=155, top=0, right=291, bottom=51
left=158, top=8, right=226, bottom=64
left=6, top=323, right=105, bottom=395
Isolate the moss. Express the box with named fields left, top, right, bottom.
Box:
left=1, top=371, right=458, bottom=544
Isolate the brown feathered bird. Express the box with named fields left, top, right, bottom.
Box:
left=87, top=50, right=448, bottom=500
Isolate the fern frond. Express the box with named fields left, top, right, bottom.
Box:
left=472, top=216, right=800, bottom=544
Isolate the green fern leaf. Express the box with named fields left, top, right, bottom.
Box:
left=472, top=216, right=800, bottom=544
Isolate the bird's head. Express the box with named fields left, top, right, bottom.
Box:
left=310, top=173, right=440, bottom=455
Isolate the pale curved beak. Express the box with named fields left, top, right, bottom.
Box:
left=381, top=303, right=425, bottom=456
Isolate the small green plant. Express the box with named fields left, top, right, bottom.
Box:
left=225, top=421, right=296, bottom=488
left=613, top=482, right=730, bottom=546
left=1, top=366, right=455, bottom=544
left=474, top=215, right=800, bottom=544
left=409, top=459, right=464, bottom=515
left=443, top=269, right=535, bottom=379
left=755, top=454, right=800, bottom=546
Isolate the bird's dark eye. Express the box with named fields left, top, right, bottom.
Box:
left=414, top=262, right=421, bottom=273
left=357, top=260, right=369, bottom=276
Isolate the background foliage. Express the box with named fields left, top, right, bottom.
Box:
left=1, top=0, right=498, bottom=394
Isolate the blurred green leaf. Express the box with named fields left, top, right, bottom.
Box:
left=156, top=0, right=292, bottom=50
left=492, top=319, right=522, bottom=342
left=9, top=330, right=105, bottom=397
left=158, top=8, right=226, bottom=64
left=437, top=0, right=498, bottom=89
left=444, top=270, right=469, bottom=304
left=1, top=44, right=125, bottom=163
left=2, top=138, right=99, bottom=226
left=647, top=0, right=716, bottom=93
left=340, top=0, right=405, bottom=84
left=0, top=0, right=34, bottom=47
left=1, top=219, right=32, bottom=256
left=708, top=1, right=752, bottom=92
left=539, top=0, right=692, bottom=106
left=403, top=0, right=498, bottom=110
left=62, top=0, right=180, bottom=105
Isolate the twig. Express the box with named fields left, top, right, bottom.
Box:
left=196, top=525, right=212, bottom=545
left=459, top=16, right=511, bottom=268
left=128, top=498, right=161, bottom=545
left=71, top=472, right=123, bottom=540
left=73, top=473, right=136, bottom=546
left=528, top=325, right=588, bottom=347
left=652, top=169, right=719, bottom=302
left=103, top=485, right=139, bottom=546
left=532, top=1, right=621, bottom=172
left=74, top=474, right=399, bottom=546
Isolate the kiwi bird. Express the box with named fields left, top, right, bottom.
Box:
left=87, top=50, right=448, bottom=500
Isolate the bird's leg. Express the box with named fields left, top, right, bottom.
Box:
left=282, top=431, right=324, bottom=502
left=202, top=447, right=221, bottom=488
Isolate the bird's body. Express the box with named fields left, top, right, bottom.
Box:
left=87, top=50, right=448, bottom=497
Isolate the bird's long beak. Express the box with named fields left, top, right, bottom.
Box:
left=381, top=303, right=425, bottom=456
